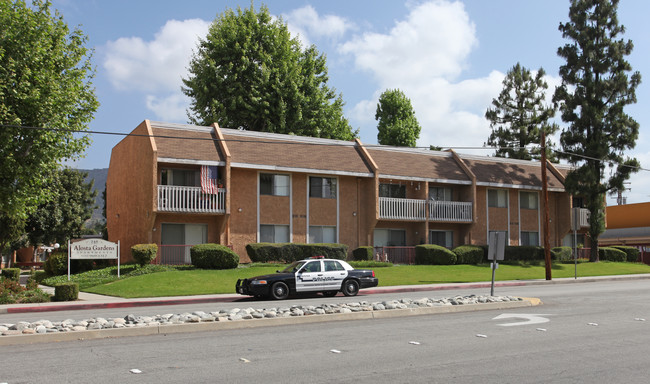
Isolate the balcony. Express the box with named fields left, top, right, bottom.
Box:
left=429, top=200, right=473, bottom=223
left=378, top=197, right=473, bottom=222
left=379, top=197, right=426, bottom=221
left=157, top=185, right=226, bottom=213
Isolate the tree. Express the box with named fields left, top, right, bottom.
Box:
left=0, top=0, right=98, bottom=223
left=485, top=63, right=558, bottom=161
left=25, top=169, right=96, bottom=247
left=553, top=0, right=641, bottom=262
left=182, top=4, right=357, bottom=140
left=375, top=89, right=421, bottom=147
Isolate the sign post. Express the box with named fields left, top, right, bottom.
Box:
left=68, top=238, right=120, bottom=281
left=488, top=232, right=506, bottom=296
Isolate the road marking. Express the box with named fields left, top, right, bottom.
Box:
left=492, top=313, right=552, bottom=327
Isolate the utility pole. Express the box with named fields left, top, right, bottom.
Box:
left=541, top=130, right=552, bottom=280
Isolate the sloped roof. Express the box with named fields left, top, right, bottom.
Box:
left=151, top=123, right=225, bottom=163
left=366, top=147, right=471, bottom=183
left=460, top=155, right=565, bottom=191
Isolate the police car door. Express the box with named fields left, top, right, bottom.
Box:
left=295, top=260, right=324, bottom=292
left=322, top=260, right=348, bottom=290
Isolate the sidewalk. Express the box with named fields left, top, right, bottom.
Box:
left=3, top=273, right=650, bottom=314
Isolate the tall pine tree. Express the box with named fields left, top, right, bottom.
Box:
left=485, top=63, right=557, bottom=161
left=553, top=0, right=641, bottom=261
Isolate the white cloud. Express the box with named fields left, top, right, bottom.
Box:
left=104, top=18, right=210, bottom=93
left=145, top=94, right=190, bottom=122
left=284, top=5, right=353, bottom=47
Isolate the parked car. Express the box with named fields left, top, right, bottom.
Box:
left=236, top=256, right=378, bottom=300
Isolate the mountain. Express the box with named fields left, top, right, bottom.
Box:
left=81, top=168, right=108, bottom=223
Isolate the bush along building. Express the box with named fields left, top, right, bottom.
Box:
left=107, top=120, right=590, bottom=264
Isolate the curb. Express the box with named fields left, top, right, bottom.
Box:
left=2, top=273, right=649, bottom=315
left=0, top=297, right=540, bottom=346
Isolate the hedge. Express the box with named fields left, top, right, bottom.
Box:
left=0, top=268, right=20, bottom=281
left=611, top=246, right=639, bottom=262
left=53, top=282, right=78, bottom=302
left=131, top=244, right=158, bottom=267
left=245, top=243, right=348, bottom=263
left=598, top=247, right=627, bottom=262
left=503, top=246, right=545, bottom=262
left=452, top=245, right=483, bottom=265
left=352, top=246, right=374, bottom=261
left=190, top=244, right=239, bottom=269
left=415, top=245, right=457, bottom=265
left=44, top=251, right=94, bottom=276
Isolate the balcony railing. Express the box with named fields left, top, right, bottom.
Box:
left=378, top=197, right=473, bottom=222
left=157, top=185, right=226, bottom=213
left=379, top=197, right=426, bottom=221
left=429, top=200, right=473, bottom=222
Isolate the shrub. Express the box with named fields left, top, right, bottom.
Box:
left=53, top=282, right=78, bottom=302
left=551, top=246, right=573, bottom=262
left=452, top=245, right=484, bottom=265
left=245, top=243, right=348, bottom=263
left=504, top=246, right=545, bottom=262
left=352, top=246, right=374, bottom=261
left=415, top=245, right=457, bottom=265
left=598, top=247, right=627, bottom=262
left=191, top=244, right=239, bottom=269
left=44, top=252, right=68, bottom=276
left=131, top=244, right=158, bottom=267
left=611, top=246, right=640, bottom=262
left=1, top=268, right=20, bottom=281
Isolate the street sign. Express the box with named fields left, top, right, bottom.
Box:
left=487, top=232, right=505, bottom=261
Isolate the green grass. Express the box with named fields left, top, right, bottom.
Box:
left=67, top=261, right=650, bottom=298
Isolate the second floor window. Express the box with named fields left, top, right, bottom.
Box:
left=310, top=177, right=337, bottom=199
left=260, top=173, right=289, bottom=196
left=379, top=183, right=406, bottom=198
left=520, top=191, right=539, bottom=210
left=430, top=186, right=452, bottom=201
left=161, top=169, right=199, bottom=187
left=488, top=189, right=508, bottom=208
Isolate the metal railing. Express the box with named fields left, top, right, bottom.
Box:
left=378, top=197, right=426, bottom=221
left=373, top=246, right=415, bottom=264
left=378, top=197, right=473, bottom=222
left=157, top=185, right=226, bottom=213
left=429, top=200, right=473, bottom=222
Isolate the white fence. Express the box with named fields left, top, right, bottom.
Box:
left=379, top=197, right=472, bottom=222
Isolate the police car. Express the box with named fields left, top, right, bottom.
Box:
left=236, top=256, right=379, bottom=300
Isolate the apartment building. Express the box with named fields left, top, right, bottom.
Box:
left=107, top=120, right=583, bottom=264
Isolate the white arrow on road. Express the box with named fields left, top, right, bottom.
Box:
left=492, top=313, right=552, bottom=327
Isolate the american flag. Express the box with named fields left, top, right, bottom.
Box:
left=200, top=165, right=219, bottom=194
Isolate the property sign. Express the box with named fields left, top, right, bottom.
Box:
left=67, top=238, right=120, bottom=280
left=70, top=239, right=119, bottom=259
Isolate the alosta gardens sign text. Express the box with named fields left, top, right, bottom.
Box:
left=68, top=238, right=120, bottom=279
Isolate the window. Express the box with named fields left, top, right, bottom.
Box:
left=572, top=197, right=585, bottom=208
left=309, top=226, right=336, bottom=243
left=379, top=183, right=406, bottom=198
left=260, top=224, right=290, bottom=243
left=488, top=189, right=508, bottom=208
left=521, top=231, right=539, bottom=246
left=373, top=229, right=407, bottom=247
left=309, top=177, right=337, bottom=199
left=429, top=187, right=452, bottom=201
left=161, top=169, right=199, bottom=186
left=430, top=230, right=453, bottom=248
left=260, top=173, right=290, bottom=196
left=520, top=191, right=539, bottom=210
left=302, top=261, right=322, bottom=273
left=324, top=260, right=345, bottom=272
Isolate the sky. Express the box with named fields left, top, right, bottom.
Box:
left=49, top=0, right=650, bottom=206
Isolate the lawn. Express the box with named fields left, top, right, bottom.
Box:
left=81, top=261, right=650, bottom=298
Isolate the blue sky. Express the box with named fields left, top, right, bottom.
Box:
left=51, top=0, right=650, bottom=205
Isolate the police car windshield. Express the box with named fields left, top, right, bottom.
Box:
left=280, top=261, right=306, bottom=273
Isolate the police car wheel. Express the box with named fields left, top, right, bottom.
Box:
left=270, top=282, right=289, bottom=300
left=342, top=279, right=359, bottom=296
left=322, top=291, right=338, bottom=297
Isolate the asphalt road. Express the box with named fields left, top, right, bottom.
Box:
left=2, top=280, right=650, bottom=383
